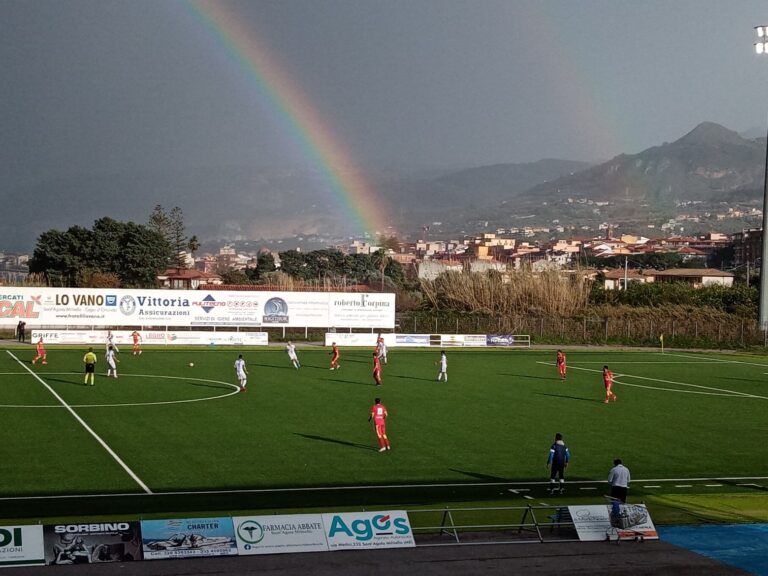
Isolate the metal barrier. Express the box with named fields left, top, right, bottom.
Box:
left=408, top=504, right=580, bottom=547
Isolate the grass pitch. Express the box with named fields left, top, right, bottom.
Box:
left=0, top=345, right=766, bottom=520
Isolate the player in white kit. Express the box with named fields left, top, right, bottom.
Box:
left=235, top=354, right=248, bottom=392
left=105, top=345, right=118, bottom=379
left=377, top=338, right=388, bottom=365
left=436, top=350, right=448, bottom=382
left=286, top=341, right=300, bottom=369
left=105, top=330, right=119, bottom=353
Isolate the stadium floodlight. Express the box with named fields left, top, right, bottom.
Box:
left=757, top=25, right=768, bottom=333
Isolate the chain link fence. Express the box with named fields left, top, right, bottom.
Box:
left=397, top=312, right=764, bottom=348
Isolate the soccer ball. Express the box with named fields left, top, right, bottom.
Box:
left=189, top=362, right=194, bottom=367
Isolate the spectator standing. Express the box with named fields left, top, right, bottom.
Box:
left=608, top=458, right=631, bottom=503
left=546, top=433, right=571, bottom=494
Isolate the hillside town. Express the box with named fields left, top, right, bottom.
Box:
left=2, top=226, right=759, bottom=290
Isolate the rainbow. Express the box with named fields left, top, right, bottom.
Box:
left=184, top=0, right=390, bottom=238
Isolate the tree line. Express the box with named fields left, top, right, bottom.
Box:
left=27, top=210, right=406, bottom=290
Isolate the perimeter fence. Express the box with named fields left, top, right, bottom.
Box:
left=397, top=312, right=764, bottom=348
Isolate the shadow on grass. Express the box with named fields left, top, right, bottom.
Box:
left=294, top=433, right=377, bottom=452
left=328, top=378, right=376, bottom=387
left=718, top=377, right=765, bottom=384
left=188, top=381, right=233, bottom=391
left=392, top=376, right=440, bottom=382
left=42, top=377, right=84, bottom=387
left=719, top=479, right=768, bottom=492
left=536, top=392, right=603, bottom=403
left=449, top=468, right=510, bottom=482
left=501, top=373, right=557, bottom=382
left=248, top=363, right=295, bottom=370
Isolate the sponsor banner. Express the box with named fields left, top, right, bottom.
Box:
left=394, top=334, right=430, bottom=347
left=140, top=517, right=237, bottom=560
left=486, top=335, right=516, bottom=347
left=44, top=522, right=142, bottom=565
left=322, top=511, right=415, bottom=551
left=0, top=525, right=44, bottom=568
left=233, top=515, right=328, bottom=555
left=324, top=333, right=378, bottom=347
left=31, top=330, right=268, bottom=346
left=323, top=333, right=396, bottom=347
left=440, top=334, right=464, bottom=347
left=162, top=332, right=268, bottom=346
left=462, top=334, right=487, bottom=347
left=328, top=294, right=395, bottom=329
left=2, top=288, right=394, bottom=329
left=568, top=505, right=658, bottom=542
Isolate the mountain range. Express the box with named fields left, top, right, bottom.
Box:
left=419, top=122, right=767, bottom=236
left=1, top=122, right=765, bottom=253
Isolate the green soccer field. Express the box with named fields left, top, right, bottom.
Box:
left=0, top=345, right=766, bottom=520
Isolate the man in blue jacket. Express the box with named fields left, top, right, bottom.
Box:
left=546, top=433, right=571, bottom=494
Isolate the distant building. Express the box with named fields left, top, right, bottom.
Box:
left=602, top=268, right=733, bottom=290
left=158, top=268, right=223, bottom=290
left=653, top=268, right=733, bottom=287
left=418, top=260, right=463, bottom=280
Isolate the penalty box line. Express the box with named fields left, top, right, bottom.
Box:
left=0, top=476, right=766, bottom=502
left=5, top=350, right=152, bottom=494
left=536, top=361, right=766, bottom=399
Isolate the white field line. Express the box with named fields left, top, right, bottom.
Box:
left=0, top=372, right=240, bottom=408
left=661, top=352, right=768, bottom=370
left=1, top=476, right=766, bottom=502
left=5, top=351, right=152, bottom=494
left=568, top=361, right=718, bottom=364
left=538, top=362, right=767, bottom=399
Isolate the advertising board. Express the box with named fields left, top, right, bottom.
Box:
left=394, top=334, right=430, bottom=347
left=44, top=522, right=142, bottom=564
left=0, top=525, right=44, bottom=568
left=2, top=288, right=394, bottom=329
left=440, top=334, right=464, bottom=347
left=323, top=333, right=397, bottom=347
left=322, top=511, right=415, bottom=551
left=568, top=504, right=658, bottom=541
left=140, top=518, right=236, bottom=560
left=233, top=515, right=327, bottom=555
left=462, top=334, right=487, bottom=347
left=486, top=335, right=516, bottom=346
left=31, top=330, right=268, bottom=346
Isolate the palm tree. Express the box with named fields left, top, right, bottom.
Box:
left=187, top=235, right=200, bottom=267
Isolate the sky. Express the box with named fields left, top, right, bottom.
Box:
left=2, top=0, right=768, bottom=232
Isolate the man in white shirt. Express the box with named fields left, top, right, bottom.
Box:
left=105, top=345, right=118, bottom=379
left=286, top=341, right=300, bottom=369
left=378, top=339, right=388, bottom=365
left=436, top=350, right=448, bottom=382
left=105, top=330, right=119, bottom=354
left=235, top=354, right=248, bottom=392
left=608, top=458, right=631, bottom=503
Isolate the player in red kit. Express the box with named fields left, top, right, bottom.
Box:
left=329, top=342, right=340, bottom=370
left=32, top=338, right=47, bottom=365
left=131, top=330, right=142, bottom=355
left=373, top=352, right=382, bottom=386
left=368, top=398, right=390, bottom=452
left=556, top=350, right=567, bottom=380
left=603, top=365, right=617, bottom=403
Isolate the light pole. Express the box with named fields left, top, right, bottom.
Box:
left=755, top=26, right=768, bottom=331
